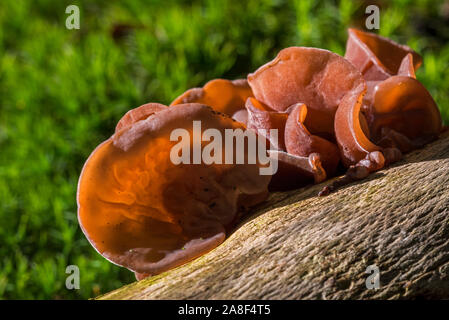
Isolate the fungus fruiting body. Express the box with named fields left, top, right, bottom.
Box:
left=77, top=103, right=270, bottom=276
left=78, top=29, right=443, bottom=279
left=245, top=97, right=289, bottom=151
left=247, top=46, right=366, bottom=137
left=284, top=103, right=340, bottom=177
left=344, top=28, right=422, bottom=81
left=344, top=29, right=441, bottom=160
left=171, top=78, right=253, bottom=120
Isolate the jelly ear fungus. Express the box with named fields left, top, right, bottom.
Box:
left=77, top=103, right=270, bottom=279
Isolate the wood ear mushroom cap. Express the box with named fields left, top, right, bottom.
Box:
left=245, top=97, right=289, bottom=151
left=284, top=103, right=340, bottom=176
left=170, top=79, right=253, bottom=120
left=368, top=75, right=442, bottom=144
left=78, top=30, right=444, bottom=280
left=247, top=46, right=365, bottom=136
left=115, top=103, right=167, bottom=132
left=344, top=28, right=422, bottom=81
left=267, top=150, right=326, bottom=191
left=335, top=83, right=383, bottom=168
left=77, top=103, right=270, bottom=275
left=244, top=97, right=329, bottom=191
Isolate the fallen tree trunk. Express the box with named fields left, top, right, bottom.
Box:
left=99, top=132, right=449, bottom=300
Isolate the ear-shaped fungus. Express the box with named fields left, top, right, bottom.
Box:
left=77, top=103, right=270, bottom=276
left=284, top=103, right=340, bottom=176
left=115, top=103, right=167, bottom=132
left=170, top=79, right=253, bottom=122
left=321, top=84, right=388, bottom=196
left=342, top=29, right=442, bottom=164
left=268, top=150, right=326, bottom=191
left=334, top=84, right=385, bottom=171
left=245, top=97, right=289, bottom=150
left=345, top=28, right=422, bottom=81
left=247, top=47, right=365, bottom=137
left=367, top=75, right=442, bottom=150
left=78, top=30, right=446, bottom=280
left=244, top=97, right=328, bottom=190
left=362, top=53, right=418, bottom=108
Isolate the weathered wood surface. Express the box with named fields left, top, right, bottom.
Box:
left=99, top=132, right=449, bottom=300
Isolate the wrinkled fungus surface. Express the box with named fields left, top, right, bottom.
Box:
left=245, top=97, right=289, bottom=151
left=171, top=78, right=253, bottom=120
left=77, top=103, right=270, bottom=276
left=345, top=29, right=441, bottom=162
left=285, top=104, right=340, bottom=176
left=78, top=29, right=443, bottom=279
left=248, top=46, right=365, bottom=137
left=345, top=28, right=422, bottom=81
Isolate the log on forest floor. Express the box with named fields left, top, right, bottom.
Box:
left=98, top=132, right=449, bottom=300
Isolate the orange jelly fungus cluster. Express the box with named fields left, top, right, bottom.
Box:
left=77, top=29, right=442, bottom=279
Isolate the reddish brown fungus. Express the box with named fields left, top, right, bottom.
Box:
left=334, top=84, right=384, bottom=170
left=231, top=109, right=249, bottom=126
left=115, top=103, right=167, bottom=132
left=284, top=103, right=340, bottom=176
left=362, top=53, right=417, bottom=108
left=367, top=75, right=442, bottom=148
left=170, top=78, right=253, bottom=120
left=397, top=53, right=417, bottom=78
left=77, top=103, right=270, bottom=277
left=342, top=29, right=441, bottom=165
left=78, top=30, right=444, bottom=279
left=247, top=47, right=365, bottom=137
left=345, top=28, right=422, bottom=81
left=243, top=97, right=331, bottom=190
left=245, top=97, right=289, bottom=150
left=268, top=150, right=326, bottom=191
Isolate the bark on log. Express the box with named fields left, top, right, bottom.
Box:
left=98, top=132, right=449, bottom=300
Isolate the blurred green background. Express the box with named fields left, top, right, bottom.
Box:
left=0, top=0, right=448, bottom=299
